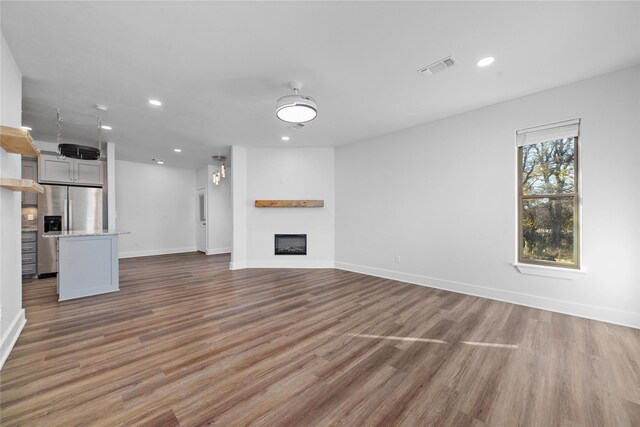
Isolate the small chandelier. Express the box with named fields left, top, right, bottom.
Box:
left=275, top=81, right=317, bottom=123
left=212, top=155, right=226, bottom=185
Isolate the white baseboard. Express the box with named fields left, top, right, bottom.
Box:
left=335, top=262, right=640, bottom=329
left=206, top=247, right=231, bottom=255
left=247, top=260, right=335, bottom=269
left=231, top=260, right=335, bottom=269
left=229, top=261, right=246, bottom=270
left=1, top=308, right=26, bottom=369
left=119, top=247, right=197, bottom=259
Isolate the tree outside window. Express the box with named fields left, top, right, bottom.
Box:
left=518, top=136, right=579, bottom=268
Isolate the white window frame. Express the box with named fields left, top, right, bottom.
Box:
left=514, top=119, right=584, bottom=276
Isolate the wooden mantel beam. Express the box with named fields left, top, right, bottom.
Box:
left=255, top=200, right=324, bottom=208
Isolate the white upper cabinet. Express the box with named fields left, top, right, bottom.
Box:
left=39, top=155, right=73, bottom=183
left=39, top=154, right=104, bottom=186
left=74, top=160, right=103, bottom=186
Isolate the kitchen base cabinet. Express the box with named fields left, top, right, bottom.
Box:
left=58, top=235, right=118, bottom=300
left=43, top=230, right=129, bottom=301
left=21, top=231, right=37, bottom=277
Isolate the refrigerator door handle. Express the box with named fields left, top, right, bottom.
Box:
left=69, top=200, right=73, bottom=231
left=63, top=201, right=68, bottom=232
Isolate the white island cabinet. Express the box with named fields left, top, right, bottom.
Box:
left=43, top=230, right=130, bottom=301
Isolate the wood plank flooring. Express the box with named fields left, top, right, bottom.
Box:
left=1, top=252, right=639, bottom=426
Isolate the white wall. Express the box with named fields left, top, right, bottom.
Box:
left=0, top=32, right=26, bottom=367
left=115, top=160, right=197, bottom=258
left=234, top=147, right=335, bottom=268
left=231, top=146, right=247, bottom=269
left=196, top=165, right=232, bottom=255
left=335, top=66, right=640, bottom=328
left=32, top=140, right=56, bottom=153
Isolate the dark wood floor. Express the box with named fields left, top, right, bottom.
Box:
left=1, top=252, right=639, bottom=426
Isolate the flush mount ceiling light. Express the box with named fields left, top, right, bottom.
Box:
left=281, top=136, right=290, bottom=141
left=477, top=56, right=495, bottom=67
left=276, top=81, right=317, bottom=123
left=148, top=99, right=162, bottom=106
left=212, top=155, right=227, bottom=185
left=152, top=158, right=164, bottom=165
left=174, top=148, right=182, bottom=153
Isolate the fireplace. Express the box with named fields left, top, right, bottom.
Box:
left=275, top=234, right=307, bottom=255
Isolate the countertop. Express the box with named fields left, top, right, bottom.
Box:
left=43, top=230, right=131, bottom=239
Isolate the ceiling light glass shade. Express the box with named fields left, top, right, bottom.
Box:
left=276, top=95, right=318, bottom=123
left=477, top=57, right=495, bottom=67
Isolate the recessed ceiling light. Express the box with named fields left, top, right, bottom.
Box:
left=174, top=148, right=182, bottom=152
left=152, top=158, right=164, bottom=165
left=477, top=56, right=495, bottom=67
left=148, top=99, right=162, bottom=106
left=20, top=126, right=32, bottom=131
left=101, top=125, right=112, bottom=130
left=281, top=136, right=290, bottom=141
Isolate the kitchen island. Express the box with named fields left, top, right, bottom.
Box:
left=43, top=230, right=130, bottom=301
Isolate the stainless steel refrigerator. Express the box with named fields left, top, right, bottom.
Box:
left=37, top=185, right=104, bottom=276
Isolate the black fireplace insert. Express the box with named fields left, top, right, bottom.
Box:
left=275, top=234, right=307, bottom=255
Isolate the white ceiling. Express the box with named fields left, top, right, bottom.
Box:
left=2, top=1, right=639, bottom=169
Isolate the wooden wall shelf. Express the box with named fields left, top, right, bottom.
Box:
left=255, top=200, right=324, bottom=208
left=0, top=178, right=44, bottom=193
left=0, top=125, right=40, bottom=157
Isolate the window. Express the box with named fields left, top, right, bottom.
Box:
left=199, top=193, right=205, bottom=222
left=517, top=119, right=580, bottom=268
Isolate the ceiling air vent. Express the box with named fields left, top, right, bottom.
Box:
left=418, top=56, right=456, bottom=77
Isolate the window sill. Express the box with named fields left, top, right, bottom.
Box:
left=513, top=263, right=586, bottom=280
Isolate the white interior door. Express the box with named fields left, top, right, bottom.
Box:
left=197, top=189, right=207, bottom=253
